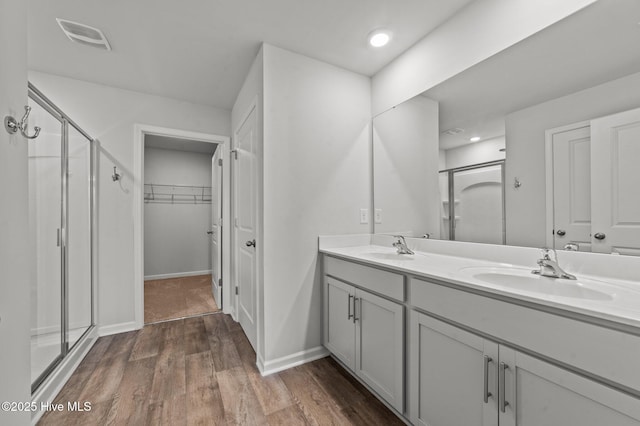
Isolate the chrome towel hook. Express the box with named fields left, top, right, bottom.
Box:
left=4, top=106, right=41, bottom=139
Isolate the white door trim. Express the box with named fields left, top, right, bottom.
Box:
left=544, top=120, right=590, bottom=248
left=133, top=124, right=230, bottom=329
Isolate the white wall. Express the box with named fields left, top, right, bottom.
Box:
left=144, top=147, right=213, bottom=278
left=28, top=71, right=231, bottom=330
left=373, top=95, right=440, bottom=237
left=0, top=0, right=31, bottom=423
left=371, top=0, right=597, bottom=115
left=261, top=44, right=371, bottom=365
left=505, top=71, right=640, bottom=247
left=444, top=136, right=505, bottom=170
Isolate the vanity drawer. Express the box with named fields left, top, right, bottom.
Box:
left=324, top=256, right=404, bottom=302
left=410, top=277, right=640, bottom=393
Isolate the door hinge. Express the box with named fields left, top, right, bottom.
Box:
left=218, top=158, right=223, bottom=166
left=235, top=286, right=239, bottom=295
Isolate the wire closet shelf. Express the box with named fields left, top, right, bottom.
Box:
left=144, top=183, right=212, bottom=204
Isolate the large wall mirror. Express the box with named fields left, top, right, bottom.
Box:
left=373, top=0, right=640, bottom=255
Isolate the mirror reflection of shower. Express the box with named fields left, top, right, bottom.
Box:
left=440, top=160, right=506, bottom=245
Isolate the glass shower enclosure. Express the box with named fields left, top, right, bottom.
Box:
left=439, top=160, right=506, bottom=245
left=28, top=83, right=96, bottom=392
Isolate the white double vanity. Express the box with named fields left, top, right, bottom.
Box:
left=320, top=234, right=640, bottom=425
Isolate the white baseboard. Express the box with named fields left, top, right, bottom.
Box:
left=259, top=346, right=330, bottom=376
left=98, top=321, right=139, bottom=337
left=144, top=269, right=212, bottom=281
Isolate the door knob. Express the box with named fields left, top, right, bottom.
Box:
left=246, top=239, right=256, bottom=247
left=594, top=232, right=606, bottom=240
left=556, top=229, right=566, bottom=236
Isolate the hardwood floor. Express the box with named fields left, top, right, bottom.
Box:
left=38, top=314, right=403, bottom=425
left=144, top=275, right=219, bottom=323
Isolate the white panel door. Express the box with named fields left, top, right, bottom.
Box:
left=552, top=126, right=592, bottom=252
left=233, top=105, right=258, bottom=350
left=210, top=146, right=222, bottom=307
left=591, top=108, right=640, bottom=256
left=324, top=278, right=355, bottom=370
left=499, top=347, right=640, bottom=426
left=410, top=312, right=499, bottom=426
left=355, top=289, right=404, bottom=413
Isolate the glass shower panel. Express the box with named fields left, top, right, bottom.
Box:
left=452, top=164, right=504, bottom=244
left=28, top=98, right=63, bottom=385
left=67, top=125, right=93, bottom=349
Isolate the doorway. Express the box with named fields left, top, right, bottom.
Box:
left=143, top=135, right=220, bottom=323
left=133, top=125, right=230, bottom=328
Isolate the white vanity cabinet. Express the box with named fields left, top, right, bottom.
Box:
left=410, top=311, right=500, bottom=426
left=500, top=346, right=640, bottom=426
left=324, top=257, right=404, bottom=413
left=410, top=278, right=640, bottom=426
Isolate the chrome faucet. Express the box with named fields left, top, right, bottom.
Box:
left=392, top=235, right=414, bottom=255
left=532, top=248, right=576, bottom=280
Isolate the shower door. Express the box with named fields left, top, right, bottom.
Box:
left=440, top=161, right=505, bottom=245
left=28, top=85, right=95, bottom=392
left=28, top=96, right=64, bottom=387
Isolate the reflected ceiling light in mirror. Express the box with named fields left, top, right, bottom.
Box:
left=469, top=136, right=481, bottom=142
left=368, top=29, right=392, bottom=47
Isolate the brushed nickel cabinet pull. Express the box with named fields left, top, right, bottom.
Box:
left=483, top=355, right=493, bottom=403
left=499, top=362, right=510, bottom=413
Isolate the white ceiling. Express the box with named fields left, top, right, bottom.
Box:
left=28, top=0, right=474, bottom=110
left=427, top=0, right=640, bottom=150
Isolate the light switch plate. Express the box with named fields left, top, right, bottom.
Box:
left=374, top=208, right=382, bottom=224
left=360, top=208, right=369, bottom=224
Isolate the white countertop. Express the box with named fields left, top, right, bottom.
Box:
left=320, top=243, right=640, bottom=330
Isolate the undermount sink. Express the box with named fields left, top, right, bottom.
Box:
left=459, top=266, right=614, bottom=301
left=364, top=252, right=415, bottom=261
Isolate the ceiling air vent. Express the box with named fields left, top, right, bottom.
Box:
left=442, top=128, right=465, bottom=136
left=56, top=18, right=111, bottom=51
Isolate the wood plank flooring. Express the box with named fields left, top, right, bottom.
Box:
left=38, top=314, right=403, bottom=425
left=144, top=275, right=219, bottom=323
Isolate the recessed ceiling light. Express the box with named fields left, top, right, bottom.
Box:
left=368, top=30, right=391, bottom=47
left=470, top=136, right=481, bottom=142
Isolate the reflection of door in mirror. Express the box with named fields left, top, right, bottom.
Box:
left=551, top=125, right=592, bottom=252
left=549, top=107, right=640, bottom=256
left=591, top=107, right=640, bottom=256
left=440, top=162, right=505, bottom=244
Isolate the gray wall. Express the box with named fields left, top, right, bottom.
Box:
left=0, top=0, right=30, bottom=423
left=262, top=44, right=371, bottom=365
left=144, top=147, right=213, bottom=278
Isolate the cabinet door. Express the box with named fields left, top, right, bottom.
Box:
left=324, top=278, right=355, bottom=370
left=410, top=311, right=499, bottom=426
left=499, top=346, right=640, bottom=426
left=355, top=289, right=404, bottom=413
